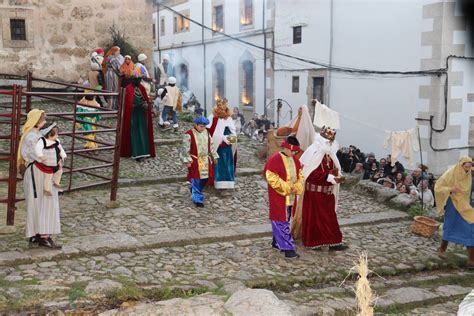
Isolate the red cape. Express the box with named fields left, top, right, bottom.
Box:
left=263, top=152, right=302, bottom=221
left=120, top=83, right=156, bottom=158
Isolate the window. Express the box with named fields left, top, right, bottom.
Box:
left=215, top=62, right=225, bottom=99
left=174, top=12, right=190, bottom=33
left=293, top=26, right=302, bottom=44
left=10, top=19, right=26, bottom=41
left=240, top=0, right=253, bottom=26
left=153, top=23, right=156, bottom=45
left=242, top=61, right=254, bottom=106
left=292, top=76, right=299, bottom=93
left=160, top=17, right=165, bottom=36
left=213, top=5, right=224, bottom=32
left=312, top=77, right=324, bottom=103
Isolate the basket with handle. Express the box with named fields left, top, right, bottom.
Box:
left=411, top=216, right=440, bottom=238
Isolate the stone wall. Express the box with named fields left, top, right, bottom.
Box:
left=418, top=0, right=474, bottom=174
left=0, top=0, right=154, bottom=82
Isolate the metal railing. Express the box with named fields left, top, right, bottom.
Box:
left=0, top=85, right=22, bottom=225
left=0, top=72, right=125, bottom=225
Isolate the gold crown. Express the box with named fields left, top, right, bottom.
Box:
left=320, top=126, right=336, bottom=141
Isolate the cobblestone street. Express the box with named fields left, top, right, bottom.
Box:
left=0, top=102, right=472, bottom=315
left=0, top=0, right=473, bottom=312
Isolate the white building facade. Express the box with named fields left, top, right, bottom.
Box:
left=153, top=0, right=274, bottom=120
left=272, top=0, right=474, bottom=174
left=155, top=0, right=474, bottom=174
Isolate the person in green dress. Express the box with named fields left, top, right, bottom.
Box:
left=121, top=77, right=156, bottom=160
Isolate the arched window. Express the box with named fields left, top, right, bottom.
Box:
left=215, top=62, right=225, bottom=100
left=175, top=64, right=189, bottom=90
left=242, top=60, right=254, bottom=107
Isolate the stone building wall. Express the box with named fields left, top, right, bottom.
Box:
left=418, top=0, right=474, bottom=174
left=0, top=0, right=154, bottom=82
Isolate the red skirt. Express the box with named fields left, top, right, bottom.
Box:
left=301, top=190, right=343, bottom=248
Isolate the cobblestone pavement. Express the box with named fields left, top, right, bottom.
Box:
left=0, top=101, right=472, bottom=314
left=0, top=216, right=472, bottom=314
left=0, top=100, right=264, bottom=184
left=0, top=178, right=401, bottom=254
left=1, top=175, right=472, bottom=314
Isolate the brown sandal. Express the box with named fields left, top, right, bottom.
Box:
left=437, top=248, right=447, bottom=259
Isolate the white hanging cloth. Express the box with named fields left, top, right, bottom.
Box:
left=383, top=128, right=419, bottom=168
left=286, top=105, right=315, bottom=151
left=313, top=101, right=340, bottom=129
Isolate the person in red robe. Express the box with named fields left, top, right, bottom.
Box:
left=264, top=136, right=304, bottom=259
left=120, top=77, right=156, bottom=160
left=298, top=126, right=348, bottom=250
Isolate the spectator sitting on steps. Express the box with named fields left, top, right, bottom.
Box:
left=381, top=177, right=395, bottom=189
left=412, top=167, right=424, bottom=187
left=385, top=154, right=405, bottom=177
left=351, top=162, right=364, bottom=176
left=416, top=179, right=435, bottom=208
left=363, top=161, right=378, bottom=180
left=404, top=175, right=418, bottom=193
left=256, top=114, right=271, bottom=131
left=363, top=152, right=377, bottom=179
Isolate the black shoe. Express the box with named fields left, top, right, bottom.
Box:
left=28, top=234, right=40, bottom=245
left=329, top=244, right=349, bottom=251
left=39, top=237, right=62, bottom=249
left=284, top=250, right=299, bottom=259
left=195, top=202, right=204, bottom=208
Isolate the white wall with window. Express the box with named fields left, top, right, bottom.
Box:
left=154, top=0, right=268, bottom=117
left=273, top=0, right=434, bottom=165
left=174, top=10, right=190, bottom=33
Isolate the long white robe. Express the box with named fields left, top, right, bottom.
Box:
left=207, top=115, right=237, bottom=189
left=22, top=129, right=61, bottom=238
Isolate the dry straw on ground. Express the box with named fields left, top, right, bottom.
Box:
left=355, top=252, right=374, bottom=316
left=340, top=251, right=376, bottom=316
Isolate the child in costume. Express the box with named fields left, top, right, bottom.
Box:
left=263, top=136, right=304, bottom=259
left=180, top=116, right=219, bottom=207
left=35, top=123, right=67, bottom=196
left=76, top=93, right=101, bottom=149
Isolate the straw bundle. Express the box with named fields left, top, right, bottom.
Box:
left=355, top=252, right=374, bottom=316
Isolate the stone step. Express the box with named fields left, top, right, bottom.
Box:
left=0, top=220, right=469, bottom=313
left=0, top=210, right=407, bottom=266
left=276, top=270, right=474, bottom=315
left=154, top=137, right=182, bottom=145
left=118, top=167, right=263, bottom=186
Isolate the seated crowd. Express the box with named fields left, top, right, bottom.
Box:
left=337, top=146, right=436, bottom=207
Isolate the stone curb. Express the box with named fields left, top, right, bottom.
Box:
left=0, top=211, right=409, bottom=266
left=118, top=167, right=263, bottom=186
left=352, top=179, right=418, bottom=211
left=154, top=138, right=182, bottom=145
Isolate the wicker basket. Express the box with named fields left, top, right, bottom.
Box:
left=411, top=216, right=440, bottom=238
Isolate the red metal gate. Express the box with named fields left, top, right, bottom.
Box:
left=0, top=72, right=125, bottom=225
left=0, top=85, right=22, bottom=225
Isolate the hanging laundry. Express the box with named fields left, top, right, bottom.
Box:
left=383, top=128, right=419, bottom=168
left=313, top=101, right=340, bottom=129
